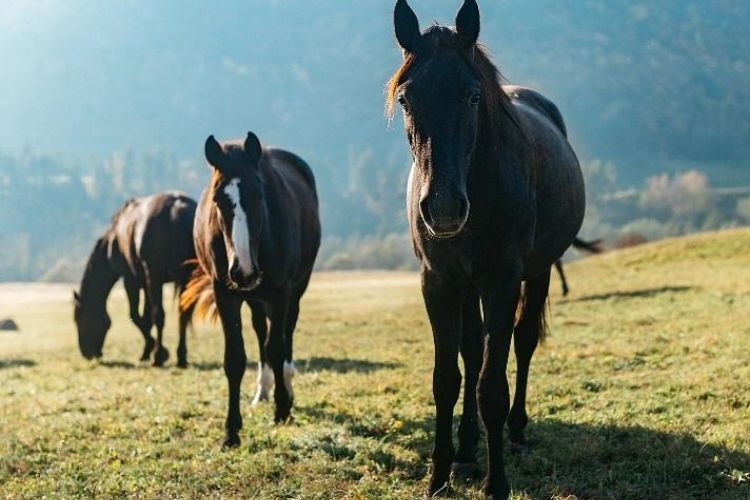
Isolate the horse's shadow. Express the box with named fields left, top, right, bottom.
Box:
left=185, top=357, right=401, bottom=373
left=0, top=359, right=36, bottom=370
left=295, top=404, right=750, bottom=499
left=568, top=286, right=694, bottom=303
left=296, top=356, right=401, bottom=374
left=501, top=419, right=750, bottom=499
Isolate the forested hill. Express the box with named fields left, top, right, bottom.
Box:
left=1, top=0, right=748, bottom=178
left=0, top=0, right=749, bottom=281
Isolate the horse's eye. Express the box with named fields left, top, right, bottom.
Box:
left=397, top=94, right=410, bottom=112
left=470, top=93, right=481, bottom=106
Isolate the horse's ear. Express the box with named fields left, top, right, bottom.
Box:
left=243, top=132, right=263, bottom=165
left=394, top=0, right=421, bottom=55
left=73, top=291, right=81, bottom=304
left=204, top=135, right=224, bottom=170
left=455, top=0, right=480, bottom=50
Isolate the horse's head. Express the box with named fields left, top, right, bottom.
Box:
left=204, top=132, right=265, bottom=291
left=390, top=0, right=483, bottom=239
left=73, top=290, right=110, bottom=359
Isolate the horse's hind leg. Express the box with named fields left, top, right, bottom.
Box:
left=177, top=304, right=190, bottom=369
left=554, top=260, right=569, bottom=297
left=453, top=292, right=483, bottom=478
left=281, top=299, right=300, bottom=404
left=508, top=269, right=551, bottom=450
left=266, top=295, right=293, bottom=423
left=124, top=276, right=154, bottom=361
left=250, top=301, right=273, bottom=405
left=143, top=269, right=169, bottom=367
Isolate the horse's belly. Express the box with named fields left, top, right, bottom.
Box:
left=525, top=156, right=585, bottom=278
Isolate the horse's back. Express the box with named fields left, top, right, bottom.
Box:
left=506, top=86, right=586, bottom=277
left=265, top=149, right=318, bottom=205
left=263, top=148, right=321, bottom=284
left=113, top=192, right=197, bottom=283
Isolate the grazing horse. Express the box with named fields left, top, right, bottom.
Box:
left=74, top=192, right=198, bottom=367
left=555, top=237, right=603, bottom=296
left=182, top=132, right=320, bottom=448
left=388, top=1, right=586, bottom=498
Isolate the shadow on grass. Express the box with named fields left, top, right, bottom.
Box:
left=184, top=357, right=402, bottom=373
left=503, top=419, right=750, bottom=499
left=189, top=361, right=223, bottom=371
left=98, top=360, right=138, bottom=369
left=0, top=359, right=36, bottom=370
left=297, top=356, right=401, bottom=374
left=570, top=286, right=694, bottom=303
left=296, top=403, right=749, bottom=499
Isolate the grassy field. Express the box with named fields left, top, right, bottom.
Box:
left=1, top=229, right=749, bottom=499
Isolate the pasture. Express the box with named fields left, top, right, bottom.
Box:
left=1, top=229, right=749, bottom=499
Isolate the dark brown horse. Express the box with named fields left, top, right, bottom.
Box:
left=389, top=1, right=587, bottom=498
left=182, top=132, right=320, bottom=448
left=74, top=192, right=197, bottom=367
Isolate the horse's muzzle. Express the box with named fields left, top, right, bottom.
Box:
left=420, top=194, right=469, bottom=239
left=229, top=271, right=263, bottom=292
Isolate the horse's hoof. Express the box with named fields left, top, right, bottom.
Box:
left=177, top=359, right=188, bottom=369
left=222, top=434, right=240, bottom=449
left=482, top=476, right=510, bottom=500
left=425, top=480, right=451, bottom=498
left=274, top=411, right=294, bottom=425
left=152, top=347, right=170, bottom=367
left=251, top=393, right=269, bottom=407
left=451, top=461, right=482, bottom=482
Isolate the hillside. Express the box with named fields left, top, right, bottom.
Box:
left=0, top=0, right=748, bottom=177
left=1, top=0, right=749, bottom=281
left=1, top=229, right=749, bottom=498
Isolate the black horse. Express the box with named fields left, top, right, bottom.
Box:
left=555, top=237, right=603, bottom=296
left=389, top=1, right=586, bottom=498
left=182, top=132, right=320, bottom=448
left=74, top=192, right=197, bottom=367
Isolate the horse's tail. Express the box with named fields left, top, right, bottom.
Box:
left=515, top=281, right=550, bottom=344
left=572, top=237, right=604, bottom=254
left=179, top=260, right=218, bottom=323
left=538, top=298, right=549, bottom=344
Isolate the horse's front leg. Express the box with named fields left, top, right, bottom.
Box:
left=453, top=291, right=483, bottom=478
left=266, top=295, right=293, bottom=423
left=422, top=272, right=463, bottom=497
left=214, top=286, right=246, bottom=448
left=478, top=268, right=522, bottom=500
left=123, top=276, right=153, bottom=361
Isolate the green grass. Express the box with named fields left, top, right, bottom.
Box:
left=1, top=228, right=750, bottom=499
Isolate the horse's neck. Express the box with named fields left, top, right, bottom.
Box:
left=468, top=107, right=533, bottom=212
left=80, top=237, right=120, bottom=306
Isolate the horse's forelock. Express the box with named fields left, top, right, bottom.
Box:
left=386, top=27, right=513, bottom=140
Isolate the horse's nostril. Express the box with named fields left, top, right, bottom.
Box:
left=419, top=197, right=434, bottom=226
left=458, top=197, right=469, bottom=219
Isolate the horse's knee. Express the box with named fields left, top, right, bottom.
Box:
left=224, top=352, right=247, bottom=379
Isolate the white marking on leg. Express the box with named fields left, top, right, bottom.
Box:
left=283, top=360, right=296, bottom=400
left=224, top=179, right=253, bottom=276
left=251, top=362, right=274, bottom=406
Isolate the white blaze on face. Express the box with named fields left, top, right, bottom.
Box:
left=224, top=179, right=253, bottom=276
